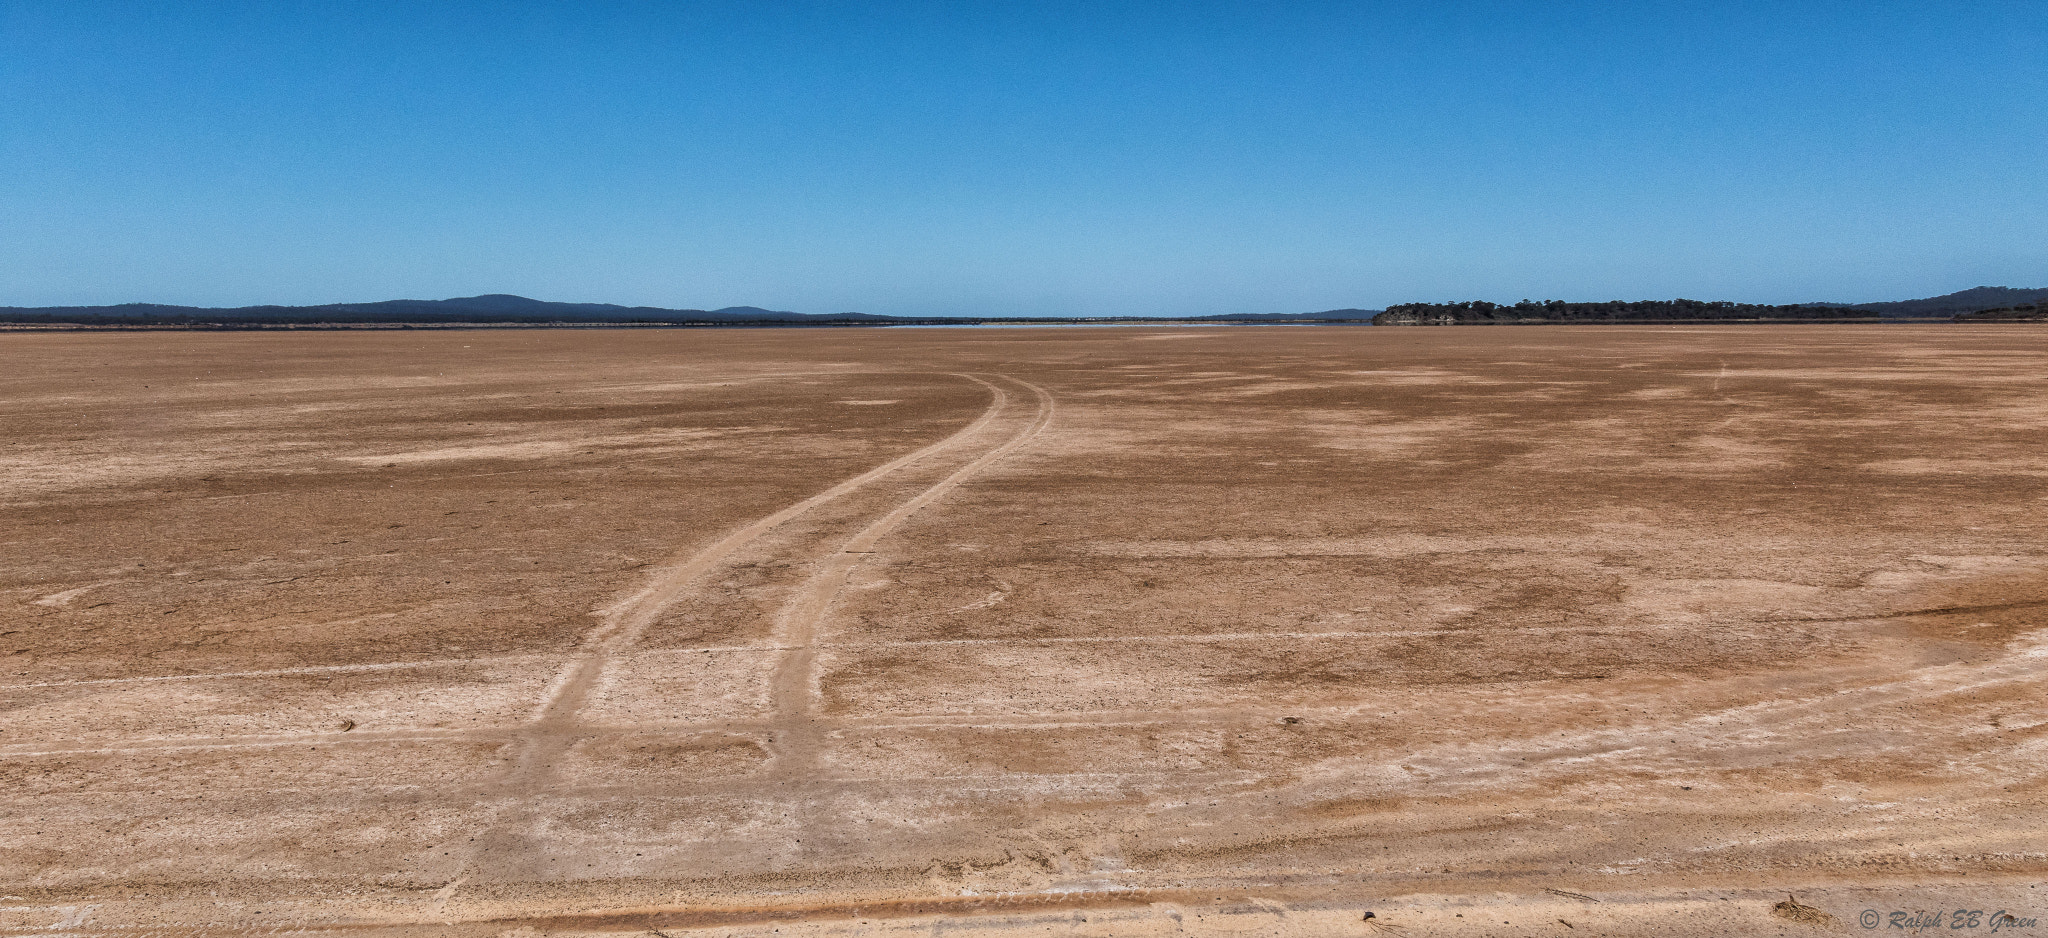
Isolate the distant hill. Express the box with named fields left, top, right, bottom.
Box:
left=0, top=295, right=896, bottom=326
left=1824, top=286, right=2048, bottom=320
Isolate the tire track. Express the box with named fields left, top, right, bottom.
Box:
left=763, top=375, right=1056, bottom=777
left=454, top=372, right=1052, bottom=886
left=508, top=373, right=1018, bottom=754
left=0, top=624, right=1632, bottom=691
left=0, top=653, right=557, bottom=690
left=556, top=374, right=1017, bottom=673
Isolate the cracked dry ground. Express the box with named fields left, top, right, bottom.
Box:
left=3, top=325, right=2046, bottom=937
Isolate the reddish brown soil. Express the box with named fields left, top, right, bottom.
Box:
left=3, top=326, right=2046, bottom=936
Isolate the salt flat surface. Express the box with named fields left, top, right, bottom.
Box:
left=3, top=325, right=2045, bottom=935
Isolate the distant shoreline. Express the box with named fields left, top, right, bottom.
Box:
left=5, top=317, right=2014, bottom=333
left=0, top=318, right=1377, bottom=331
left=3, top=285, right=2040, bottom=329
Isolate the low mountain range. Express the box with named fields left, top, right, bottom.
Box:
left=0, top=287, right=2041, bottom=326
left=0, top=295, right=896, bottom=326
left=1823, top=285, right=2048, bottom=319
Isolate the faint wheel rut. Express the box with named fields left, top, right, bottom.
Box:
left=452, top=372, right=1055, bottom=887
left=763, top=375, right=1055, bottom=777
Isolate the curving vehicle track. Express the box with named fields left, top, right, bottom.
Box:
left=457, top=373, right=1055, bottom=887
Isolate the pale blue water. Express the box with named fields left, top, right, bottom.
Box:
left=883, top=321, right=1372, bottom=328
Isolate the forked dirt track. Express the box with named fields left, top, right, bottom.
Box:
left=4, top=327, right=2048, bottom=936
left=459, top=372, right=1054, bottom=886
left=762, top=375, right=1055, bottom=778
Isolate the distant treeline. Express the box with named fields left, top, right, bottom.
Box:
left=1373, top=299, right=1874, bottom=325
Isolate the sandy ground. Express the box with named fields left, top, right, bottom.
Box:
left=3, top=325, right=2046, bottom=936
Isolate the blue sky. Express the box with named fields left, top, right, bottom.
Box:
left=2, top=2, right=2044, bottom=316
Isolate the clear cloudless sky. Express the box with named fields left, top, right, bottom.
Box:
left=2, top=1, right=2044, bottom=316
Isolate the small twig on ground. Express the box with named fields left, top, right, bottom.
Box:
left=1363, top=910, right=1404, bottom=932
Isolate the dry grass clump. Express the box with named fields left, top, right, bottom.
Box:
left=1772, top=894, right=1834, bottom=926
